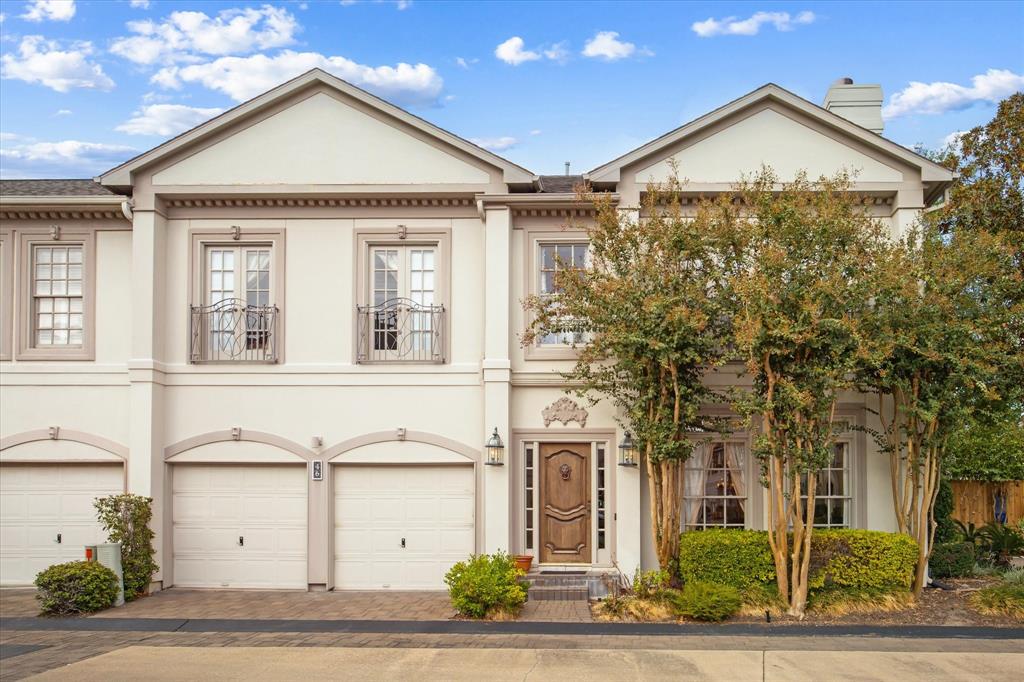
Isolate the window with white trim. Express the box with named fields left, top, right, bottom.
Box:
left=32, top=245, right=84, bottom=347
left=801, top=442, right=851, bottom=528
left=683, top=441, right=748, bottom=530
left=537, top=241, right=589, bottom=345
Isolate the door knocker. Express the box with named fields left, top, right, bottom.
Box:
left=559, top=463, right=572, bottom=481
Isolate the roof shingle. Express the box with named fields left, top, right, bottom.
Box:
left=0, top=179, right=121, bottom=197
left=536, top=175, right=585, bottom=193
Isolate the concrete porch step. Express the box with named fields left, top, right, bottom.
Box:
left=523, top=569, right=621, bottom=600
left=527, top=585, right=589, bottom=602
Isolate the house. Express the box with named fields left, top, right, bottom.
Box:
left=0, top=70, right=954, bottom=591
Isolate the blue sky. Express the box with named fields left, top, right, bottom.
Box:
left=1, top=0, right=1022, bottom=179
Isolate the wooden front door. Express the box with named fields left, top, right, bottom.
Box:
left=539, top=443, right=591, bottom=564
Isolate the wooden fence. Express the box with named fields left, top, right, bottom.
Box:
left=950, top=480, right=1024, bottom=526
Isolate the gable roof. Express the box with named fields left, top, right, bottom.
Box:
left=586, top=83, right=955, bottom=186
left=99, top=69, right=536, bottom=188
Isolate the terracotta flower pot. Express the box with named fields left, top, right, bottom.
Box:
left=514, top=555, right=533, bottom=572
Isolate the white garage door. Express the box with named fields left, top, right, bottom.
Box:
left=172, top=464, right=306, bottom=589
left=334, top=465, right=474, bottom=590
left=0, top=464, right=123, bottom=586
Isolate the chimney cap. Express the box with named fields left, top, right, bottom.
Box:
left=834, top=77, right=855, bottom=85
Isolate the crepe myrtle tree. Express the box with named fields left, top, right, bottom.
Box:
left=857, top=222, right=1023, bottom=596
left=522, top=174, right=740, bottom=574
left=728, top=169, right=894, bottom=618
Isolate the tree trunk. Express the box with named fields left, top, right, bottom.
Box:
left=647, top=451, right=683, bottom=575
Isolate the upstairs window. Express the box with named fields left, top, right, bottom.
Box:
left=536, top=241, right=589, bottom=346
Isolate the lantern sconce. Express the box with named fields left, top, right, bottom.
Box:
left=485, top=427, right=505, bottom=466
left=618, top=431, right=638, bottom=467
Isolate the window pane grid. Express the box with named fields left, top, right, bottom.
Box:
left=683, top=442, right=747, bottom=531
left=800, top=443, right=851, bottom=528
left=33, top=245, right=83, bottom=347
left=524, top=443, right=535, bottom=551
left=538, top=242, right=589, bottom=346
left=597, top=443, right=606, bottom=550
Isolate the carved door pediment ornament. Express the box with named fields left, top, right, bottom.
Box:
left=542, top=397, right=588, bottom=428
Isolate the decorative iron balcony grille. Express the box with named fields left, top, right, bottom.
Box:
left=189, top=298, right=279, bottom=363
left=357, top=298, right=445, bottom=363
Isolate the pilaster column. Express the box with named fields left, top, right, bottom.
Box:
left=127, top=204, right=168, bottom=588
left=891, top=188, right=925, bottom=239
left=482, top=206, right=511, bottom=553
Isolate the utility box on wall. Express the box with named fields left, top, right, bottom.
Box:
left=85, top=543, right=125, bottom=607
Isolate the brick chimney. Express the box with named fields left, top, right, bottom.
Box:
left=823, top=78, right=884, bottom=134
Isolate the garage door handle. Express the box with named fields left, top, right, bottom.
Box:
left=56, top=533, right=61, bottom=544
left=238, top=536, right=244, bottom=547
left=401, top=537, right=406, bottom=548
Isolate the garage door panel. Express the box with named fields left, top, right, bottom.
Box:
left=333, top=465, right=474, bottom=590
left=172, top=464, right=307, bottom=589
left=0, top=464, right=123, bottom=586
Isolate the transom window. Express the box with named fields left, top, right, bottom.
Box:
left=683, top=442, right=748, bottom=530
left=801, top=442, right=851, bottom=528
left=537, top=241, right=588, bottom=346
left=32, top=245, right=83, bottom=347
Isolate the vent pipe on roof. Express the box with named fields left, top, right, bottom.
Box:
left=823, top=78, right=884, bottom=134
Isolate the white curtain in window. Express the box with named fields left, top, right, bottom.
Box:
left=684, top=446, right=714, bottom=526
left=725, top=443, right=746, bottom=512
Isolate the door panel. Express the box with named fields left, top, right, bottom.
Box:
left=0, top=464, right=123, bottom=586
left=539, top=443, right=591, bottom=564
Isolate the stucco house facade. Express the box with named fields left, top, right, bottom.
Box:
left=0, top=70, right=954, bottom=591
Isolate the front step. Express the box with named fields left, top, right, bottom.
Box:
left=524, top=568, right=621, bottom=601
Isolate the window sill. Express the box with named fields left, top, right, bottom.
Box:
left=15, top=348, right=94, bottom=362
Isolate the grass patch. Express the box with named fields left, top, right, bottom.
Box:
left=807, top=587, right=915, bottom=616
left=970, top=582, right=1024, bottom=620
left=738, top=582, right=786, bottom=617
left=592, top=594, right=674, bottom=622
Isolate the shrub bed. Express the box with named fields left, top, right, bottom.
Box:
left=930, top=541, right=976, bottom=578
left=678, top=529, right=776, bottom=589
left=35, top=561, right=119, bottom=616
left=444, top=552, right=528, bottom=619
left=668, top=581, right=742, bottom=621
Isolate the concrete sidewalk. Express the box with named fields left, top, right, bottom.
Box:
left=28, top=646, right=1024, bottom=681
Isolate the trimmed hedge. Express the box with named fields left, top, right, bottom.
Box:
left=808, top=530, right=919, bottom=591
left=930, top=541, right=976, bottom=578
left=679, top=529, right=918, bottom=593
left=35, top=561, right=119, bottom=616
left=678, top=529, right=776, bottom=589
left=444, top=552, right=528, bottom=619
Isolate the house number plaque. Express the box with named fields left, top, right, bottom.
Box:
left=311, top=460, right=323, bottom=481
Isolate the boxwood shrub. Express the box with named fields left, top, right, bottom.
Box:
left=35, top=561, right=119, bottom=616
left=678, top=529, right=776, bottom=589
left=668, top=581, right=742, bottom=621
left=679, top=529, right=918, bottom=593
left=444, top=552, right=528, bottom=618
left=930, top=541, right=976, bottom=579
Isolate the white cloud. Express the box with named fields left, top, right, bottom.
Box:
left=470, top=136, right=518, bottom=152
left=455, top=56, right=478, bottom=69
left=691, top=11, right=815, bottom=37
left=543, top=41, right=569, bottom=63
left=396, top=0, right=411, bottom=9
left=129, top=0, right=150, bottom=8
left=21, top=0, right=76, bottom=22
left=54, top=108, right=71, bottom=115
left=941, top=130, right=966, bottom=152
left=110, top=5, right=299, bottom=65
left=0, top=12, right=6, bottom=23
left=883, top=69, right=1024, bottom=119
left=116, top=103, right=224, bottom=136
left=495, top=36, right=540, bottom=65
left=529, top=129, right=542, bottom=136
left=581, top=31, right=648, bottom=61
left=1, top=36, right=115, bottom=92
left=0, top=138, right=136, bottom=178
left=152, top=51, right=444, bottom=107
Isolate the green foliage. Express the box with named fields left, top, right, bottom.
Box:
left=970, top=582, right=1024, bottom=619
left=933, top=479, right=957, bottom=544
left=678, top=529, right=776, bottom=589
left=929, top=542, right=976, bottom=578
left=667, top=581, right=742, bottom=622
left=94, top=494, right=158, bottom=601
left=955, top=520, right=983, bottom=546
left=978, top=523, right=1024, bottom=566
left=630, top=569, right=672, bottom=599
left=35, top=561, right=119, bottom=616
left=678, top=529, right=917, bottom=593
left=444, top=552, right=528, bottom=619
left=944, top=412, right=1024, bottom=482
left=808, top=530, right=919, bottom=591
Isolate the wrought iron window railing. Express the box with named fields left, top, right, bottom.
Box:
left=189, top=298, right=279, bottom=363
left=357, top=298, right=445, bottom=363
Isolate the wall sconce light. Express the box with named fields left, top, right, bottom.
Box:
left=485, top=427, right=504, bottom=466
left=618, top=431, right=638, bottom=467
